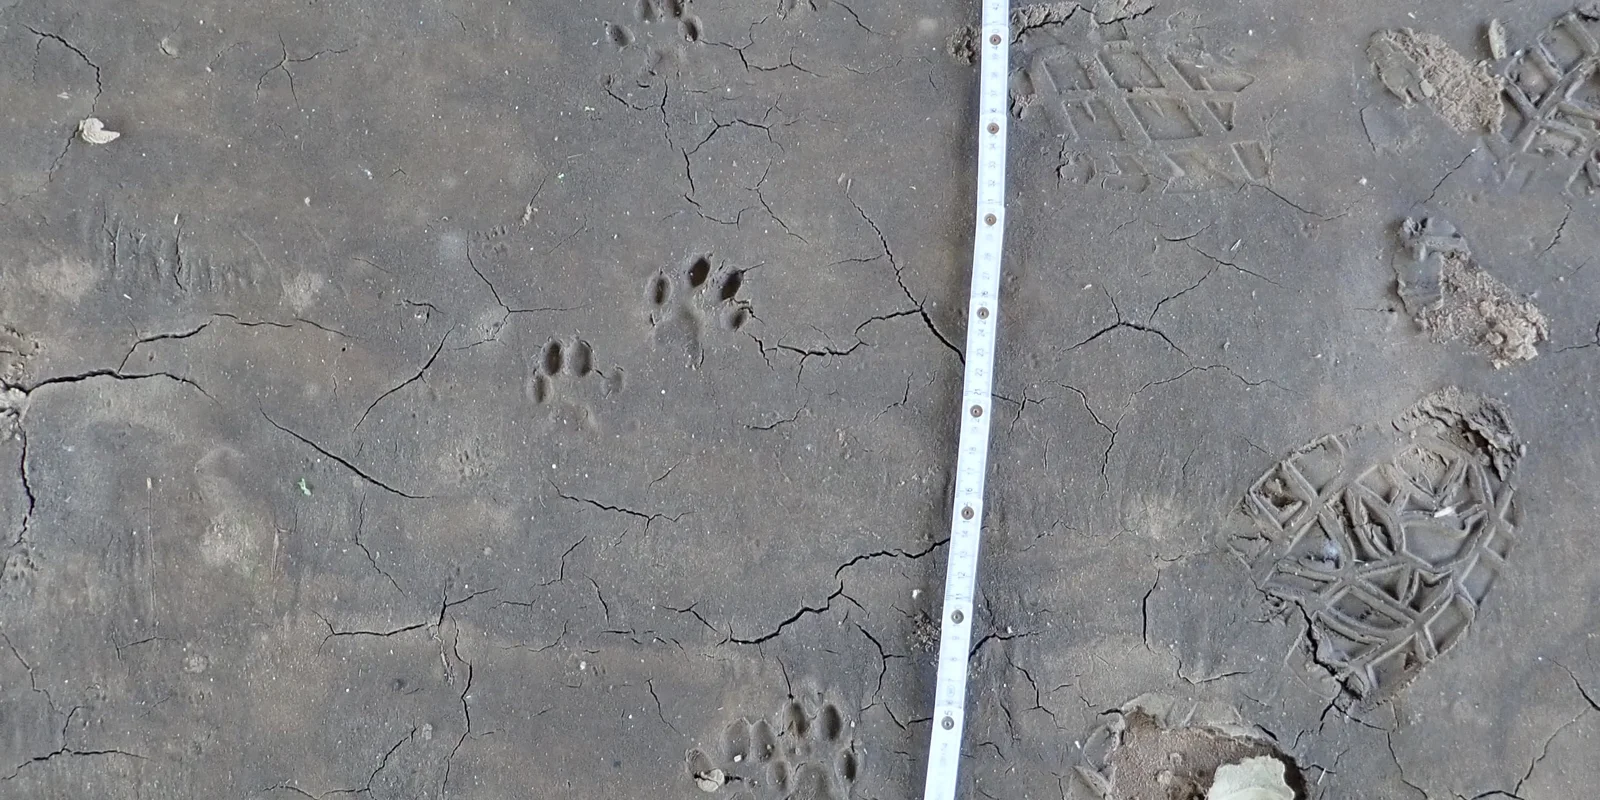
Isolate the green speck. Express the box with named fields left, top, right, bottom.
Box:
left=297, top=477, right=312, bottom=496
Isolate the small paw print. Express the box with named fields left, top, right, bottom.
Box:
left=687, top=692, right=859, bottom=799
left=603, top=0, right=704, bottom=90
left=0, top=324, right=41, bottom=385
left=1, top=546, right=40, bottom=599
left=436, top=437, right=494, bottom=483
left=525, top=337, right=623, bottom=414
left=645, top=254, right=752, bottom=366
left=607, top=0, right=703, bottom=48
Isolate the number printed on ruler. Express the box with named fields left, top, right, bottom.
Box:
left=922, top=1, right=1009, bottom=800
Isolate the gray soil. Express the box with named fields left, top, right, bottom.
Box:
left=3, top=1, right=1600, bottom=799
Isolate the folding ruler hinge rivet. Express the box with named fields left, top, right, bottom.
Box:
left=976, top=307, right=989, bottom=319
left=941, top=716, right=956, bottom=730
left=961, top=506, right=974, bottom=519
left=989, top=34, right=1002, bottom=45
left=984, top=213, right=997, bottom=226
left=951, top=610, right=964, bottom=624
left=970, top=405, right=983, bottom=417
left=986, top=122, right=999, bottom=134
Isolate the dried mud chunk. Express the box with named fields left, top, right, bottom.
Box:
left=1068, top=694, right=1306, bottom=800
left=946, top=26, right=977, bottom=65
left=1393, top=217, right=1548, bottom=368
left=1369, top=28, right=1504, bottom=133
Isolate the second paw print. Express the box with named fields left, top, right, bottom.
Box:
left=686, top=691, right=859, bottom=800
left=603, top=0, right=704, bottom=89
left=607, top=0, right=703, bottom=49
left=525, top=337, right=623, bottom=412
left=645, top=253, right=753, bottom=366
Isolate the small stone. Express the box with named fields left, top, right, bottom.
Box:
left=78, top=117, right=120, bottom=144
left=1487, top=19, right=1508, bottom=60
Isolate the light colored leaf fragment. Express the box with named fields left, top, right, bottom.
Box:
left=693, top=769, right=725, bottom=792
left=78, top=117, right=120, bottom=144
left=1207, top=756, right=1293, bottom=800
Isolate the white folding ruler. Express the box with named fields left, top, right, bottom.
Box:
left=923, top=2, right=1009, bottom=799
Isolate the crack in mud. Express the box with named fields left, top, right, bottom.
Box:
left=260, top=407, right=428, bottom=499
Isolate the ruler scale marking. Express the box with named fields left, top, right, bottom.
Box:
left=923, top=2, right=1009, bottom=799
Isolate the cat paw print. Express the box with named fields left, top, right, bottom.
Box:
left=686, top=692, right=860, bottom=800
left=524, top=337, right=624, bottom=416
left=603, top=0, right=704, bottom=90
left=607, top=0, right=703, bottom=48
left=645, top=253, right=752, bottom=366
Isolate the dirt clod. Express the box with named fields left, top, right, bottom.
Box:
left=946, top=27, right=978, bottom=65
left=1072, top=695, right=1307, bottom=800
left=1369, top=28, right=1505, bottom=133
left=1394, top=217, right=1548, bottom=368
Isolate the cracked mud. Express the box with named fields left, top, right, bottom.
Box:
left=3, top=1, right=1600, bottom=799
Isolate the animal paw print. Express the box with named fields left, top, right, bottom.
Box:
left=436, top=437, right=494, bottom=484
left=645, top=254, right=751, bottom=366
left=0, top=324, right=40, bottom=385
left=610, top=0, right=703, bottom=46
left=604, top=0, right=704, bottom=88
left=525, top=337, right=623, bottom=410
left=1, top=546, right=40, bottom=600
left=686, top=693, right=860, bottom=800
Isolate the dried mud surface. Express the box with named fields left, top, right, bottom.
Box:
left=2, top=1, right=1599, bottom=799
